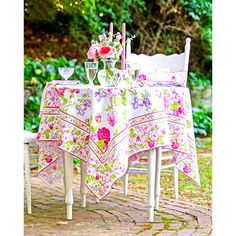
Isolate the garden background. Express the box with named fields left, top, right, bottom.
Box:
left=24, top=0, right=212, bottom=137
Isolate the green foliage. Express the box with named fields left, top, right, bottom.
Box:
left=192, top=106, right=212, bottom=136
left=181, top=0, right=212, bottom=21
left=24, top=56, right=86, bottom=132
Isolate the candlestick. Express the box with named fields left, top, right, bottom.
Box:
left=121, top=23, right=126, bottom=71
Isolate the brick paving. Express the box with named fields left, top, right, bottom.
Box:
left=24, top=176, right=212, bottom=236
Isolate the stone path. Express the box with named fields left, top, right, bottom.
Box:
left=25, top=176, right=212, bottom=236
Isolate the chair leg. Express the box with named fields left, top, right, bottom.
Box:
left=123, top=173, right=129, bottom=195
left=64, top=152, right=74, bottom=220
left=155, top=148, right=162, bottom=210
left=173, top=166, right=179, bottom=199
left=24, top=143, right=32, bottom=214
left=148, top=149, right=156, bottom=223
left=80, top=161, right=87, bottom=207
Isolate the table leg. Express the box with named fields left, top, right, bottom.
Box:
left=24, top=144, right=32, bottom=214
left=80, top=161, right=87, bottom=207
left=155, top=148, right=162, bottom=210
left=148, top=149, right=156, bottom=223
left=123, top=173, right=129, bottom=195
left=63, top=152, right=74, bottom=220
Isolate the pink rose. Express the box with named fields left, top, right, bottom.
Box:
left=171, top=142, right=179, bottom=149
left=183, top=165, right=191, bottom=174
left=95, top=113, right=102, bottom=123
left=87, top=45, right=98, bottom=60
left=98, top=45, right=113, bottom=59
left=136, top=136, right=141, bottom=142
left=45, top=155, right=53, bottom=163
left=148, top=141, right=155, bottom=149
left=97, top=127, right=110, bottom=142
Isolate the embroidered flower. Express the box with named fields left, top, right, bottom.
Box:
left=107, top=111, right=117, bottom=127
left=137, top=74, right=147, bottom=83
left=48, top=124, right=54, bottom=130
left=45, top=155, right=53, bottom=163
left=171, top=142, right=179, bottom=149
left=97, top=127, right=110, bottom=142
left=95, top=113, right=102, bottom=123
left=36, top=132, right=41, bottom=140
left=183, top=165, right=191, bottom=174
left=148, top=140, right=155, bottom=149
left=55, top=87, right=66, bottom=96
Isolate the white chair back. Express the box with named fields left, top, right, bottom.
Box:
left=126, top=38, right=191, bottom=87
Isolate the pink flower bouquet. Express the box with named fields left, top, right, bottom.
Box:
left=87, top=32, right=123, bottom=62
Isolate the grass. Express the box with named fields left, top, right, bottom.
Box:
left=116, top=136, right=212, bottom=207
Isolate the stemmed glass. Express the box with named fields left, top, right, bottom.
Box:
left=85, top=62, right=98, bottom=86
left=126, top=62, right=141, bottom=85
left=58, top=67, right=74, bottom=80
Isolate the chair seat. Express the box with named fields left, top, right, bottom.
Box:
left=24, top=130, right=37, bottom=143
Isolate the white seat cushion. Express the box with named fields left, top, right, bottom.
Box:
left=24, top=130, right=37, bottom=143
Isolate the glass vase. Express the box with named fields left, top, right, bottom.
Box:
left=97, top=60, right=117, bottom=86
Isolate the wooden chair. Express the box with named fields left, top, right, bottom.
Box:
left=125, top=37, right=191, bottom=222
left=24, top=130, right=38, bottom=214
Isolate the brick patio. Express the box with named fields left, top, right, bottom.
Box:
left=24, top=176, right=212, bottom=236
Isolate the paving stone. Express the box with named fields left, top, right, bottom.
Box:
left=25, top=177, right=212, bottom=236
left=158, top=230, right=176, bottom=236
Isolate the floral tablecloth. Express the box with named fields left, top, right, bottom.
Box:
left=37, top=80, right=200, bottom=199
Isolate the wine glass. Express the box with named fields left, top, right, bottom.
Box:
left=126, top=62, right=141, bottom=85
left=85, top=62, right=98, bottom=86
left=58, top=67, right=74, bottom=80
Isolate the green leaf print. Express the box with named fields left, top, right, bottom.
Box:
left=169, top=102, right=180, bottom=111
left=105, top=104, right=112, bottom=112
left=122, top=110, right=128, bottom=121
left=187, top=120, right=192, bottom=128
left=158, top=135, right=164, bottom=144
left=90, top=125, right=97, bottom=133
left=130, top=128, right=136, bottom=138
left=75, top=130, right=81, bottom=136
left=97, top=140, right=105, bottom=149
left=113, top=97, right=122, bottom=106
left=49, top=116, right=55, bottom=122
left=114, top=128, right=119, bottom=136
left=162, top=88, right=167, bottom=95
left=138, top=144, right=145, bottom=149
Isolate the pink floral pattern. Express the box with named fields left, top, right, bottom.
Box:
left=37, top=80, right=200, bottom=199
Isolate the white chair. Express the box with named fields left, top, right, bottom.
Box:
left=24, top=130, right=38, bottom=214
left=125, top=37, right=191, bottom=222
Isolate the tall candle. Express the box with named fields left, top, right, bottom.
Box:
left=109, top=22, right=113, bottom=42
left=121, top=23, right=126, bottom=71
